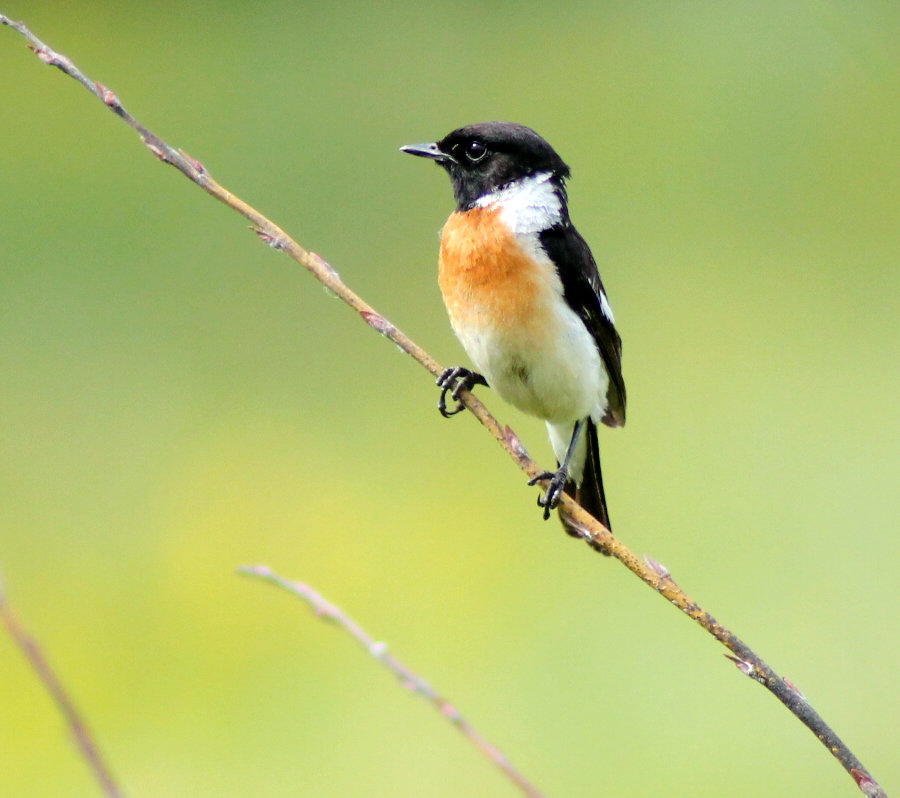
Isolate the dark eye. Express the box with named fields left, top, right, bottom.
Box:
left=465, top=140, right=487, bottom=162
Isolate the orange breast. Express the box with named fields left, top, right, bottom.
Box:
left=438, top=207, right=554, bottom=335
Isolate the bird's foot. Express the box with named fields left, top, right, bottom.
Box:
left=528, top=466, right=569, bottom=520
left=436, top=367, right=487, bottom=418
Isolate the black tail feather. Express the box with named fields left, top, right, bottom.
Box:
left=561, top=418, right=612, bottom=554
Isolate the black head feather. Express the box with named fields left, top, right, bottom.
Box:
left=402, top=122, right=570, bottom=209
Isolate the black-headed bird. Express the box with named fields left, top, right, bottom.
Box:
left=402, top=122, right=625, bottom=539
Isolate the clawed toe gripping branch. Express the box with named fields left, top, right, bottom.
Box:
left=437, top=366, right=488, bottom=417
left=527, top=469, right=567, bottom=519
left=0, top=14, right=887, bottom=798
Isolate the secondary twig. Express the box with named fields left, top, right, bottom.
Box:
left=1, top=14, right=886, bottom=798
left=239, top=565, right=546, bottom=798
left=0, top=577, right=125, bottom=798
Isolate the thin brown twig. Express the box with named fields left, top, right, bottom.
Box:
left=0, top=578, right=125, bottom=798
left=0, top=14, right=887, bottom=798
left=238, top=566, right=546, bottom=798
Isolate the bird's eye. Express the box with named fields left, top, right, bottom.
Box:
left=465, top=141, right=487, bottom=163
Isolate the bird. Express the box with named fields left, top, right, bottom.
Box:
left=401, top=122, right=625, bottom=540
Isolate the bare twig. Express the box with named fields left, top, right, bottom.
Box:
left=239, top=566, right=546, bottom=798
left=1, top=14, right=887, bottom=797
left=0, top=578, right=125, bottom=798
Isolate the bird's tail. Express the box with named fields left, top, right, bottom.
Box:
left=562, top=418, right=613, bottom=555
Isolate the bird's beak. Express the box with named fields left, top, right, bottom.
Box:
left=400, top=142, right=454, bottom=163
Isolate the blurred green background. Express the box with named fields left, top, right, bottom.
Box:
left=1, top=1, right=898, bottom=796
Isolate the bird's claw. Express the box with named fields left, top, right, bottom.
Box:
left=528, top=468, right=569, bottom=520
left=437, top=367, right=487, bottom=418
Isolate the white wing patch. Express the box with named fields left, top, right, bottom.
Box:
left=598, top=291, right=615, bottom=324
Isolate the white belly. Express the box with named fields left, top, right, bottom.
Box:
left=455, top=289, right=607, bottom=426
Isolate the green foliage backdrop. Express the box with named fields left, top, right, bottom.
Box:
left=1, top=2, right=898, bottom=796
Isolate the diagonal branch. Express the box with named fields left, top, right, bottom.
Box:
left=238, top=565, right=545, bottom=798
left=0, top=14, right=887, bottom=798
left=0, top=578, right=126, bottom=798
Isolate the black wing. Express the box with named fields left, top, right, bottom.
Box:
left=539, top=223, right=626, bottom=427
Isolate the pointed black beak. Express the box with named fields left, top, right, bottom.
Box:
left=400, top=142, right=454, bottom=163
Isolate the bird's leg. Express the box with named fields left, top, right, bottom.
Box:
left=436, top=367, right=488, bottom=418
left=528, top=419, right=585, bottom=520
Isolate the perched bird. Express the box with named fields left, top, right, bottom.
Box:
left=401, top=122, right=625, bottom=537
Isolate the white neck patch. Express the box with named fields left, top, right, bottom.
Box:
left=474, top=172, right=562, bottom=236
